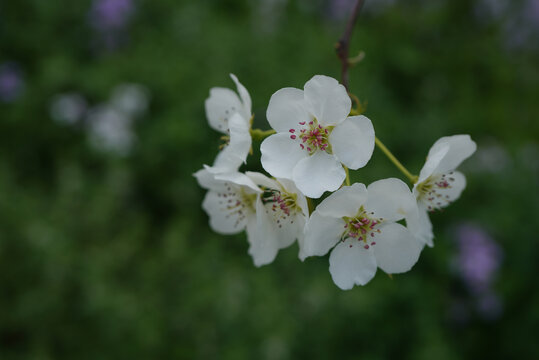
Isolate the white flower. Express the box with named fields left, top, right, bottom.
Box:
left=87, top=104, right=134, bottom=155
left=204, top=74, right=252, bottom=172
left=260, top=75, right=375, bottom=198
left=302, top=179, right=422, bottom=290
left=410, top=135, right=477, bottom=247
left=194, top=169, right=308, bottom=267
left=246, top=171, right=309, bottom=265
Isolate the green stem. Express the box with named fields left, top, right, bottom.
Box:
left=343, top=166, right=351, bottom=186
left=250, top=129, right=276, bottom=141
left=375, top=137, right=418, bottom=184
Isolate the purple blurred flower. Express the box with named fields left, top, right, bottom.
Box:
left=90, top=0, right=134, bottom=31
left=0, top=63, right=24, bottom=102
left=454, top=223, right=503, bottom=295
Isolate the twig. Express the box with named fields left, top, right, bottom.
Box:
left=335, top=0, right=365, bottom=91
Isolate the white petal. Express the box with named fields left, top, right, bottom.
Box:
left=373, top=223, right=422, bottom=274
left=202, top=190, right=249, bottom=234
left=246, top=197, right=280, bottom=267
left=230, top=74, right=252, bottom=120
left=304, top=75, right=351, bottom=126
left=436, top=171, right=467, bottom=205
left=245, top=171, right=280, bottom=190
left=214, top=172, right=261, bottom=193
left=261, top=133, right=308, bottom=179
left=292, top=152, right=345, bottom=198
left=302, top=211, right=346, bottom=260
left=330, top=115, right=375, bottom=170
left=316, top=183, right=367, bottom=218
left=275, top=213, right=304, bottom=250
left=204, top=87, right=244, bottom=133
left=212, top=113, right=252, bottom=171
left=193, top=166, right=219, bottom=190
left=417, top=144, right=450, bottom=184
left=266, top=87, right=311, bottom=132
left=329, top=238, right=377, bottom=290
left=365, top=178, right=416, bottom=222
left=429, top=135, right=477, bottom=174
left=406, top=205, right=434, bottom=247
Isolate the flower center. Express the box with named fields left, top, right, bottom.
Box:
left=216, top=182, right=257, bottom=228
left=289, top=118, right=333, bottom=155
left=415, top=172, right=456, bottom=211
left=341, top=207, right=383, bottom=249
left=262, top=188, right=301, bottom=228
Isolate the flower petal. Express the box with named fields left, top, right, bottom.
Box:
left=193, top=166, right=219, bottom=190
left=365, top=178, right=417, bottom=222
left=417, top=144, right=450, bottom=184
left=329, top=238, right=377, bottom=290
left=275, top=213, right=305, bottom=249
left=302, top=211, right=346, bottom=260
left=212, top=113, right=252, bottom=171
left=406, top=205, right=434, bottom=247
left=304, top=75, right=351, bottom=126
left=330, top=115, right=375, bottom=170
left=214, top=172, right=262, bottom=193
left=245, top=171, right=280, bottom=190
left=202, top=190, right=250, bottom=234
left=373, top=223, right=422, bottom=274
left=436, top=170, right=467, bottom=205
left=266, top=87, right=311, bottom=132
left=261, top=133, right=308, bottom=179
left=292, top=152, right=345, bottom=198
left=230, top=74, right=252, bottom=120
left=246, top=197, right=280, bottom=267
left=429, top=135, right=477, bottom=174
left=316, top=183, right=368, bottom=218
left=204, top=87, right=244, bottom=133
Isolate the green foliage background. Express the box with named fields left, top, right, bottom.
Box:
left=0, top=0, right=538, bottom=359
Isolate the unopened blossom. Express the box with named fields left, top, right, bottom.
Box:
left=303, top=179, right=421, bottom=290
left=261, top=75, right=375, bottom=198
left=194, top=170, right=307, bottom=266
left=204, top=74, right=252, bottom=172
left=410, top=135, right=477, bottom=247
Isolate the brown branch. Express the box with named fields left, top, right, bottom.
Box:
left=335, top=0, right=365, bottom=91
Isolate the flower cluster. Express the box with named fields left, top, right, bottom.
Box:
left=195, top=74, right=476, bottom=290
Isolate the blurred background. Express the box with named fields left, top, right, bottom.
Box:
left=0, top=0, right=538, bottom=358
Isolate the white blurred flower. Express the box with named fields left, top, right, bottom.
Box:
left=50, top=93, right=87, bottom=125
left=110, top=83, right=149, bottom=117
left=261, top=75, right=375, bottom=198
left=409, top=135, right=477, bottom=247
left=303, top=179, right=421, bottom=290
left=87, top=105, right=134, bottom=155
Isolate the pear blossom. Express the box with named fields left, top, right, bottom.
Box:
left=194, top=169, right=308, bottom=267
left=302, top=179, right=422, bottom=290
left=205, top=74, right=252, bottom=172
left=260, top=75, right=375, bottom=198
left=410, top=135, right=477, bottom=247
left=245, top=171, right=309, bottom=264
